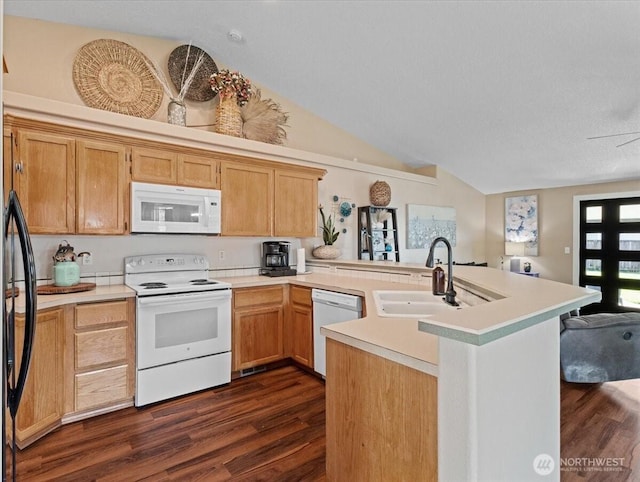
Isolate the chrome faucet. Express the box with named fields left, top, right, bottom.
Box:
left=425, top=236, right=459, bottom=306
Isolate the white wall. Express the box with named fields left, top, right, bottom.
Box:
left=3, top=15, right=487, bottom=279
left=305, top=165, right=486, bottom=266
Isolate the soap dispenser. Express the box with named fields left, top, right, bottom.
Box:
left=432, top=259, right=445, bottom=295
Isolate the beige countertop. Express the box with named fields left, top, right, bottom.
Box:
left=227, top=272, right=440, bottom=375
left=10, top=284, right=136, bottom=312
left=10, top=262, right=599, bottom=378
left=230, top=263, right=600, bottom=375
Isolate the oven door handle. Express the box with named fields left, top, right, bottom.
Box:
left=137, top=290, right=231, bottom=306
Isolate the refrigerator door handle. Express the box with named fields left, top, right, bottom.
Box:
left=4, top=191, right=37, bottom=419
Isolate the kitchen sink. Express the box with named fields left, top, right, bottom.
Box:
left=375, top=291, right=436, bottom=303
left=372, top=290, right=462, bottom=318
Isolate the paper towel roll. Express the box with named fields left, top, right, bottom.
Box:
left=296, top=248, right=306, bottom=274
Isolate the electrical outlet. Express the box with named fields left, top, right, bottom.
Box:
left=218, top=250, right=225, bottom=261
left=564, top=246, right=571, bottom=255
left=82, top=253, right=93, bottom=265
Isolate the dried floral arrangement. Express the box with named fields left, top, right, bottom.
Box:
left=143, top=44, right=205, bottom=103
left=209, top=69, right=252, bottom=105
left=240, top=89, right=288, bottom=145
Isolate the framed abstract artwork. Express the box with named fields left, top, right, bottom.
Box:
left=505, top=195, right=538, bottom=256
left=407, top=204, right=456, bottom=249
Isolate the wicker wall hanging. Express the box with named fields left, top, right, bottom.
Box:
left=168, top=45, right=218, bottom=102
left=369, top=180, right=391, bottom=206
left=72, top=39, right=163, bottom=118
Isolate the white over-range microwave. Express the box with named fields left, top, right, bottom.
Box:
left=131, top=182, right=221, bottom=234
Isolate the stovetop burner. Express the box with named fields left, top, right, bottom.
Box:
left=140, top=282, right=168, bottom=289
left=191, top=279, right=218, bottom=285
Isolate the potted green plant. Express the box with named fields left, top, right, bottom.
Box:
left=313, top=205, right=341, bottom=259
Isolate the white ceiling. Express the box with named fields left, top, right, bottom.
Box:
left=5, top=0, right=640, bottom=194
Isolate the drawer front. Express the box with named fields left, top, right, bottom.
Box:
left=290, top=285, right=312, bottom=307
left=234, top=286, right=283, bottom=309
left=75, top=365, right=128, bottom=411
left=75, top=326, right=128, bottom=369
left=75, top=300, right=128, bottom=328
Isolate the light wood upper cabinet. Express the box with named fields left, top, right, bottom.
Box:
left=221, top=161, right=274, bottom=236
left=220, top=159, right=324, bottom=237
left=274, top=170, right=319, bottom=237
left=131, top=147, right=178, bottom=184
left=132, top=147, right=219, bottom=189
left=4, top=127, right=14, bottom=205
left=177, top=154, right=219, bottom=189
left=12, top=308, right=65, bottom=449
left=76, top=140, right=128, bottom=234
left=16, top=130, right=76, bottom=234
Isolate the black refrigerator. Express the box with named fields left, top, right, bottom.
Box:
left=2, top=145, right=38, bottom=479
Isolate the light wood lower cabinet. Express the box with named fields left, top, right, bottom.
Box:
left=233, top=284, right=316, bottom=373
left=12, top=308, right=65, bottom=449
left=70, top=299, right=135, bottom=417
left=325, top=339, right=438, bottom=481
left=232, top=286, right=285, bottom=371
left=287, top=285, right=314, bottom=368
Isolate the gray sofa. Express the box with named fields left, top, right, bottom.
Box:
left=560, top=312, right=640, bottom=383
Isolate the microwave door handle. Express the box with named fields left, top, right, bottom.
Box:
left=203, top=197, right=213, bottom=228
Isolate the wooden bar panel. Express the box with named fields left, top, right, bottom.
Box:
left=325, top=339, right=438, bottom=481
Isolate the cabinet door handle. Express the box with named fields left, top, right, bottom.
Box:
left=14, top=162, right=23, bottom=173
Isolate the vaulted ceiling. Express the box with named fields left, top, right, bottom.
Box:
left=5, top=0, right=640, bottom=194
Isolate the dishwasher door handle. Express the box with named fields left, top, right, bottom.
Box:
left=318, top=300, right=343, bottom=308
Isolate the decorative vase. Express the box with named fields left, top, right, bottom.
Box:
left=312, top=244, right=341, bottom=260
left=167, top=99, right=187, bottom=126
left=214, top=95, right=242, bottom=137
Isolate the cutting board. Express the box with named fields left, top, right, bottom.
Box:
left=37, top=283, right=97, bottom=295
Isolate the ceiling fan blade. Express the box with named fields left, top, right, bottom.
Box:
left=616, top=136, right=640, bottom=147
left=587, top=130, right=640, bottom=140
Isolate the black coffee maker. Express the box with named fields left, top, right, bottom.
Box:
left=260, top=241, right=296, bottom=277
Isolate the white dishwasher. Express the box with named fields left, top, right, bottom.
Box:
left=312, top=289, right=363, bottom=377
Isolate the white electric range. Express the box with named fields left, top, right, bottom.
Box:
left=124, top=254, right=232, bottom=406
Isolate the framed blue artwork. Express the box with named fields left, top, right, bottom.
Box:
left=505, top=194, right=538, bottom=256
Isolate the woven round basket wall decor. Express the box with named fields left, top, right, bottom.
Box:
left=214, top=96, right=243, bottom=137
left=369, top=180, right=391, bottom=206
left=168, top=45, right=218, bottom=102
left=72, top=39, right=163, bottom=119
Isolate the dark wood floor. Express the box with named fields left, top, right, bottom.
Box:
left=561, top=378, right=640, bottom=481
left=9, top=366, right=326, bottom=481
left=7, top=366, right=640, bottom=481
